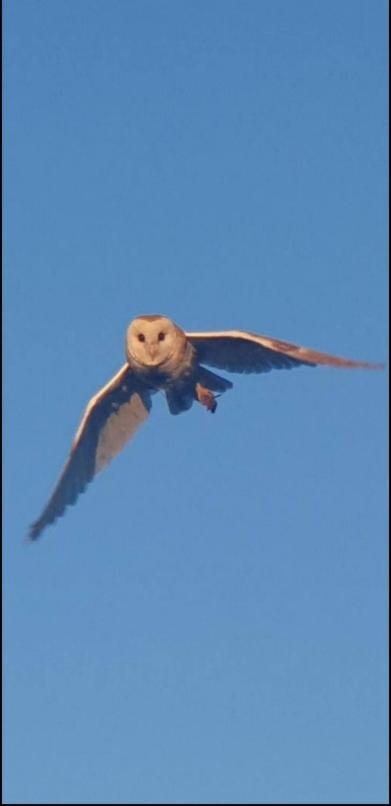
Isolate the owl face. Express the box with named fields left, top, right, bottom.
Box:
left=126, top=315, right=181, bottom=368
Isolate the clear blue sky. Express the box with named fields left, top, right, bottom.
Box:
left=3, top=1, right=388, bottom=803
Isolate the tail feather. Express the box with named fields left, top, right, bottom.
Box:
left=165, top=389, right=194, bottom=415
left=196, top=366, right=233, bottom=393
left=165, top=366, right=233, bottom=415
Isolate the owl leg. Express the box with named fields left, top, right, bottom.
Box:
left=195, top=383, right=217, bottom=413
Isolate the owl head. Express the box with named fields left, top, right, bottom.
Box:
left=126, top=314, right=181, bottom=367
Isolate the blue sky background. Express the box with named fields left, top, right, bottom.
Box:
left=3, top=1, right=388, bottom=803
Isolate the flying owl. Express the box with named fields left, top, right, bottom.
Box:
left=29, top=314, right=382, bottom=540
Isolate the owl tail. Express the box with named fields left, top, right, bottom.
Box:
left=165, top=367, right=232, bottom=416
left=196, top=366, right=233, bottom=393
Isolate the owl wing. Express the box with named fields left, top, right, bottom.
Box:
left=186, top=330, right=382, bottom=374
left=29, top=364, right=152, bottom=541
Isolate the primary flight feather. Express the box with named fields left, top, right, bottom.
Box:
left=29, top=314, right=382, bottom=540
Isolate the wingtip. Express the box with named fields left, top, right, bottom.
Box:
left=27, top=522, right=43, bottom=542
left=314, top=358, right=386, bottom=371
left=355, top=361, right=386, bottom=371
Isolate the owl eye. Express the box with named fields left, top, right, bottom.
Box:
left=158, top=332, right=166, bottom=341
left=138, top=333, right=145, bottom=342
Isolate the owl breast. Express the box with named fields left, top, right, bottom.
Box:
left=129, top=340, right=197, bottom=391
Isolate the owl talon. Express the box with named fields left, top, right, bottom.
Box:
left=195, top=383, right=217, bottom=413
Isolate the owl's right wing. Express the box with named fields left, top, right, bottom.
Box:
left=186, top=329, right=382, bottom=373
left=29, top=364, right=152, bottom=541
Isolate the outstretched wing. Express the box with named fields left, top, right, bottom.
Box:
left=186, top=330, right=382, bottom=374
left=29, top=364, right=152, bottom=540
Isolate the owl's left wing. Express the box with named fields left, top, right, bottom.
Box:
left=29, top=364, right=151, bottom=541
left=186, top=330, right=383, bottom=374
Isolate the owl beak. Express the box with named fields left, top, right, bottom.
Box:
left=147, top=344, right=159, bottom=362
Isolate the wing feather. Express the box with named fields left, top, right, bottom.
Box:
left=29, top=364, right=151, bottom=540
left=186, top=330, right=382, bottom=374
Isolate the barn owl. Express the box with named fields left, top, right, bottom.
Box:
left=29, top=314, right=382, bottom=540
